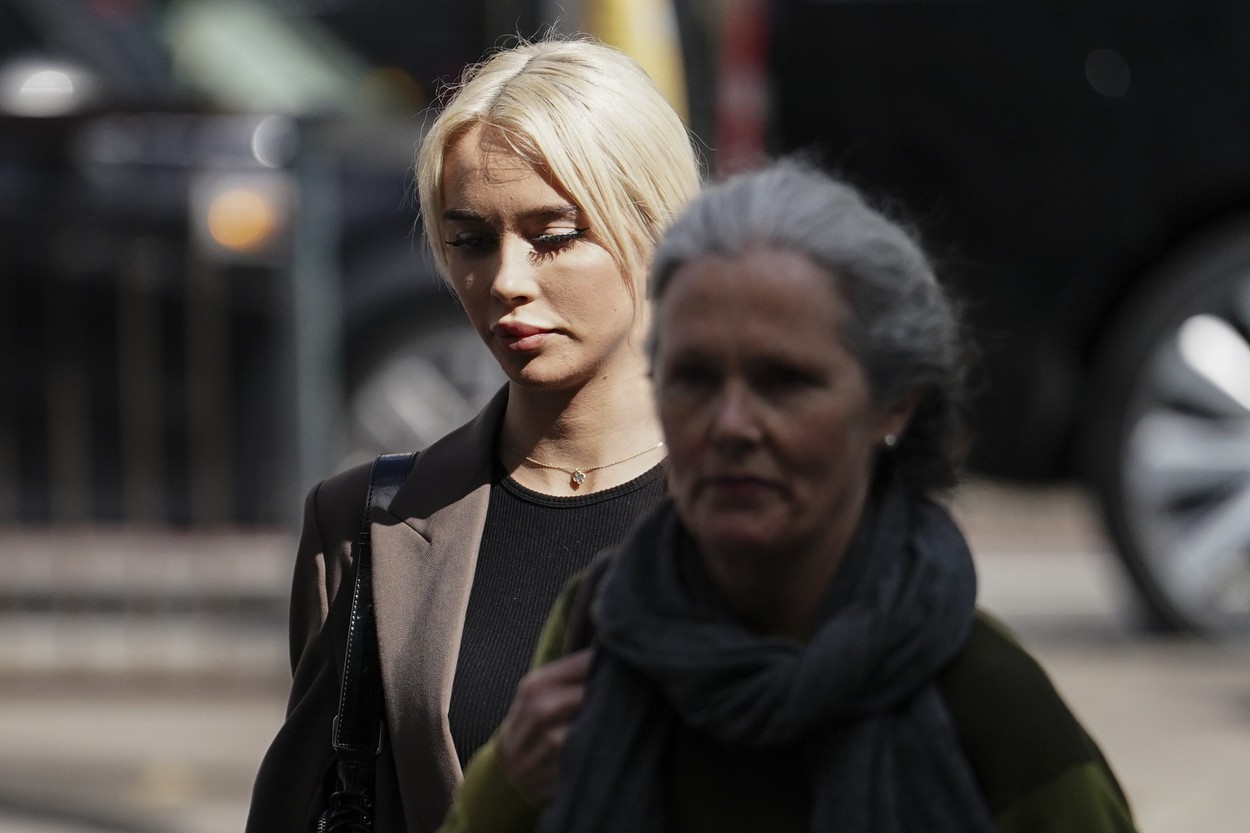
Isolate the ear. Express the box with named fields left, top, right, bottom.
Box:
left=877, top=390, right=921, bottom=447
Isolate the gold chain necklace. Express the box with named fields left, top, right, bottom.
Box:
left=504, top=440, right=666, bottom=488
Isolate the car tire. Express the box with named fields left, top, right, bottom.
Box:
left=340, top=313, right=506, bottom=468
left=1086, top=220, right=1250, bottom=636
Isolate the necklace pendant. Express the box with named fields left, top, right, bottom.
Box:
left=570, top=469, right=586, bottom=486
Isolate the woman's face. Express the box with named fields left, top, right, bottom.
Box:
left=439, top=125, right=644, bottom=392
left=654, top=247, right=912, bottom=565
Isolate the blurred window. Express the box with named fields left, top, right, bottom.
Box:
left=162, top=0, right=408, bottom=116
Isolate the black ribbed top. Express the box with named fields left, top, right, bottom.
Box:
left=448, top=461, right=666, bottom=768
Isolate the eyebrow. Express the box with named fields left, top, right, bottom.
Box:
left=442, top=203, right=582, bottom=223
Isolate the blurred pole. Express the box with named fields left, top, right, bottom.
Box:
left=0, top=264, right=14, bottom=520
left=287, top=141, right=344, bottom=520
left=0, top=415, right=12, bottom=521
left=117, top=236, right=167, bottom=523
left=185, top=239, right=234, bottom=524
left=713, top=0, right=769, bottom=176
left=582, top=0, right=689, bottom=121
left=44, top=275, right=91, bottom=522
left=485, top=0, right=690, bottom=125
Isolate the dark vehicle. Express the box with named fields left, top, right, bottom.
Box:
left=762, top=0, right=1250, bottom=635
left=1, top=0, right=504, bottom=526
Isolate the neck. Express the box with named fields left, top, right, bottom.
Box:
left=501, top=365, right=664, bottom=494
left=699, top=491, right=869, bottom=639
left=702, top=547, right=843, bottom=640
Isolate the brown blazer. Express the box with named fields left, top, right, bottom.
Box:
left=247, top=388, right=508, bottom=833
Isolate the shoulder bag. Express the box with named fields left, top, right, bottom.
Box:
left=317, top=452, right=415, bottom=833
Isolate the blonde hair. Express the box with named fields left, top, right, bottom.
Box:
left=416, top=36, right=702, bottom=305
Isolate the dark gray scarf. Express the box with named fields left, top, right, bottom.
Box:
left=536, top=480, right=998, bottom=833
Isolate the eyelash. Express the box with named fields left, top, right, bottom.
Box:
left=535, top=228, right=588, bottom=246
left=443, top=227, right=589, bottom=257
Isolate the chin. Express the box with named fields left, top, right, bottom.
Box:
left=498, top=355, right=551, bottom=384
left=509, top=359, right=596, bottom=392
left=699, top=525, right=786, bottom=560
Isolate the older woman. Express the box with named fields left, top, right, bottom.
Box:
left=441, top=161, right=1137, bottom=833
left=246, top=37, right=701, bottom=833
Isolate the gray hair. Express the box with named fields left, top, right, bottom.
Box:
left=649, top=160, right=969, bottom=492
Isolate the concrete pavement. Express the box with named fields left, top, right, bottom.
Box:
left=0, top=481, right=1246, bottom=832
left=952, top=483, right=1250, bottom=833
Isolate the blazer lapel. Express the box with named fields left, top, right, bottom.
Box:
left=370, top=387, right=508, bottom=833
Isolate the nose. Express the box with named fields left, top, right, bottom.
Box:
left=708, top=382, right=763, bottom=449
left=489, top=238, right=539, bottom=305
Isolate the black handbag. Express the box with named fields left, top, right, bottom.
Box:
left=317, top=452, right=415, bottom=833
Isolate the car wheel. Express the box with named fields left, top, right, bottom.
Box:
left=1087, top=221, right=1250, bottom=636
left=341, top=314, right=506, bottom=468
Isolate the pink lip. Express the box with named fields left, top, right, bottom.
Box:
left=493, top=321, right=554, bottom=351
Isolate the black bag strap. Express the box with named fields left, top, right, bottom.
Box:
left=332, top=452, right=415, bottom=767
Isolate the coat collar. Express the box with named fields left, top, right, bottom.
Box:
left=370, top=385, right=508, bottom=832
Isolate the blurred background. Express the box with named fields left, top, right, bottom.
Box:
left=2, top=0, right=1249, bottom=831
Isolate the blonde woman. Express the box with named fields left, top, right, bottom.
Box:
left=247, top=36, right=701, bottom=833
